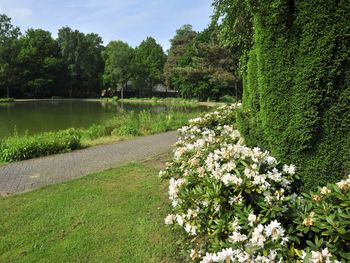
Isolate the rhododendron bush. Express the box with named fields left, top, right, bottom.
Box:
left=160, top=105, right=349, bottom=262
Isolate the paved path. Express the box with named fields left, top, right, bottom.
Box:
left=0, top=131, right=177, bottom=195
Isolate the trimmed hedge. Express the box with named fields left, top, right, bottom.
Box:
left=239, top=0, right=350, bottom=190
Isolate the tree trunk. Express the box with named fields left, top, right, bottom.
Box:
left=6, top=86, right=9, bottom=98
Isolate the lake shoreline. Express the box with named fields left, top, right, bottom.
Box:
left=14, top=98, right=223, bottom=107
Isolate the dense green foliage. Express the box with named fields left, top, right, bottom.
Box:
left=0, top=128, right=81, bottom=162
left=102, top=41, right=134, bottom=99
left=291, top=180, right=350, bottom=261
left=18, top=29, right=62, bottom=98
left=164, top=25, right=197, bottom=90
left=57, top=27, right=104, bottom=98
left=0, top=162, right=180, bottom=262
left=133, top=37, right=167, bottom=95
left=164, top=25, right=241, bottom=100
left=0, top=14, right=237, bottom=101
left=0, top=108, right=202, bottom=162
left=0, top=15, right=21, bottom=98
left=215, top=0, right=350, bottom=189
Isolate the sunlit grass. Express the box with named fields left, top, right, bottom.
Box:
left=0, top=160, right=180, bottom=262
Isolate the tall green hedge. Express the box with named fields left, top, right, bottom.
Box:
left=239, top=0, right=350, bottom=189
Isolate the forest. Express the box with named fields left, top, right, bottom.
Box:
left=0, top=14, right=240, bottom=100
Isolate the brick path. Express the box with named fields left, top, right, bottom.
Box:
left=0, top=131, right=176, bottom=195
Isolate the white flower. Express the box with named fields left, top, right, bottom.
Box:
left=186, top=208, right=198, bottom=219
left=184, top=223, right=197, bottom=236
left=283, top=164, right=296, bottom=175
left=168, top=177, right=186, bottom=201
left=248, top=213, right=257, bottom=227
left=231, top=217, right=241, bottom=231
left=164, top=214, right=175, bottom=225
left=265, top=155, right=277, bottom=166
left=336, top=179, right=349, bottom=191
left=251, top=224, right=266, bottom=247
left=265, top=220, right=285, bottom=241
left=217, top=248, right=235, bottom=261
left=229, top=195, right=243, bottom=205
left=320, top=186, right=331, bottom=195
left=229, top=231, right=247, bottom=243
left=221, top=173, right=243, bottom=186
left=310, top=251, right=323, bottom=263
left=200, top=252, right=217, bottom=263
left=175, top=214, right=184, bottom=226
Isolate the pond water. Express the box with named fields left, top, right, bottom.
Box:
left=0, top=100, right=204, bottom=140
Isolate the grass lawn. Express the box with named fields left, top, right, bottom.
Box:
left=0, top=156, right=180, bottom=262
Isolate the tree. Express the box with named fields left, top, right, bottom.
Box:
left=102, top=41, right=134, bottom=99
left=133, top=37, right=166, bottom=95
left=164, top=25, right=197, bottom=90
left=212, top=0, right=253, bottom=64
left=167, top=26, right=238, bottom=100
left=57, top=27, right=103, bottom=97
left=0, top=14, right=21, bottom=98
left=18, top=29, right=62, bottom=98
left=82, top=33, right=104, bottom=96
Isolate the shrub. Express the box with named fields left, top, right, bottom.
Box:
left=0, top=98, right=15, bottom=103
left=219, top=95, right=236, bottom=104
left=112, top=123, right=139, bottom=136
left=111, top=96, right=119, bottom=102
left=83, top=124, right=109, bottom=139
left=0, top=128, right=81, bottom=162
left=161, top=104, right=349, bottom=262
left=160, top=105, right=298, bottom=261
left=291, top=176, right=350, bottom=262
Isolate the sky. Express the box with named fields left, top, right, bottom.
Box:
left=0, top=0, right=214, bottom=51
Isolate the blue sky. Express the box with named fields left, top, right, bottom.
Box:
left=0, top=0, right=213, bottom=51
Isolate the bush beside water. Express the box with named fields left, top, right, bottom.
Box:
left=123, top=97, right=199, bottom=106
left=0, top=109, right=201, bottom=162
left=0, top=98, right=15, bottom=103
left=160, top=104, right=350, bottom=262
left=0, top=129, right=81, bottom=162
left=219, top=95, right=236, bottom=104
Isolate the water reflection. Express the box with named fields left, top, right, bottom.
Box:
left=0, top=100, right=206, bottom=140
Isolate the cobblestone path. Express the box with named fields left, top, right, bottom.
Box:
left=0, top=131, right=176, bottom=195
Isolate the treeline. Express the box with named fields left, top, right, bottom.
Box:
left=0, top=14, right=240, bottom=100
left=212, top=0, right=350, bottom=189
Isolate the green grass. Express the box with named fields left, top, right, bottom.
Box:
left=0, top=161, right=180, bottom=262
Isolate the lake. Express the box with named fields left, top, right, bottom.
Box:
left=0, top=100, right=203, bottom=140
